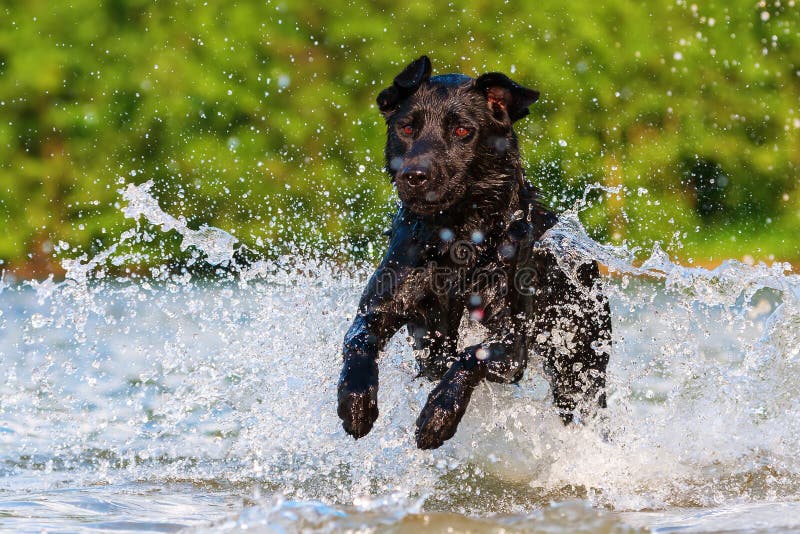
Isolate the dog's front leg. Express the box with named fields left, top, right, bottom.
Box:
left=338, top=217, right=424, bottom=438
left=338, top=207, right=434, bottom=439
left=414, top=347, right=487, bottom=450
left=337, top=345, right=380, bottom=439
left=337, top=297, right=404, bottom=439
left=414, top=332, right=527, bottom=450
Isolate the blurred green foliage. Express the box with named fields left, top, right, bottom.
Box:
left=0, top=0, right=798, bottom=276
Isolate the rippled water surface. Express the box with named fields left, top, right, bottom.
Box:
left=1, top=183, right=799, bottom=532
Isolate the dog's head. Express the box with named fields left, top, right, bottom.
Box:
left=377, top=56, right=539, bottom=216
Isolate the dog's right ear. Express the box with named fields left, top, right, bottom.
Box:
left=376, top=56, right=432, bottom=118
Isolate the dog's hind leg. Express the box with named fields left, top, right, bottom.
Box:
left=531, top=250, right=612, bottom=425
left=407, top=299, right=463, bottom=380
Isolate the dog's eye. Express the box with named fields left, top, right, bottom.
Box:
left=401, top=125, right=414, bottom=136
left=454, top=126, right=471, bottom=138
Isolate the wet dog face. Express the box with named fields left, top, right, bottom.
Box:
left=377, top=56, right=539, bottom=216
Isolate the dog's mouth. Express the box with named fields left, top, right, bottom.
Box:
left=406, top=199, right=449, bottom=215
left=392, top=167, right=469, bottom=215
left=398, top=188, right=460, bottom=215
left=400, top=196, right=455, bottom=215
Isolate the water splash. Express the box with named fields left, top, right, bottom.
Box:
left=1, top=182, right=799, bottom=530
left=121, top=180, right=239, bottom=266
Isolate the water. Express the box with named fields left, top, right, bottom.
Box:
left=1, top=183, right=799, bottom=532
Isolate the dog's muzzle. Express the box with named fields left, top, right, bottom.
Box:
left=399, top=166, right=429, bottom=188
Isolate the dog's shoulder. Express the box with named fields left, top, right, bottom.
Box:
left=379, top=205, right=441, bottom=268
left=516, top=178, right=559, bottom=242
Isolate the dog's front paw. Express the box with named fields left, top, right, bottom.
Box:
left=415, top=377, right=472, bottom=450
left=337, top=356, right=379, bottom=439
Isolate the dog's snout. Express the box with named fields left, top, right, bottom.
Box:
left=400, top=167, right=429, bottom=188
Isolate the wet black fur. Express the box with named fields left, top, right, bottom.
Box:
left=337, top=56, right=612, bottom=449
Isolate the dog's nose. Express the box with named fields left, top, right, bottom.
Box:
left=400, top=167, right=428, bottom=188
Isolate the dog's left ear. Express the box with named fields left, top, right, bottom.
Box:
left=475, top=72, right=539, bottom=123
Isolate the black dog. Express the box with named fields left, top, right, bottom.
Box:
left=337, top=56, right=611, bottom=450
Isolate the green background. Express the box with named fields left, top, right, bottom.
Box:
left=1, top=0, right=798, bottom=278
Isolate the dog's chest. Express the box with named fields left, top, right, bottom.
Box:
left=395, top=240, right=518, bottom=317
